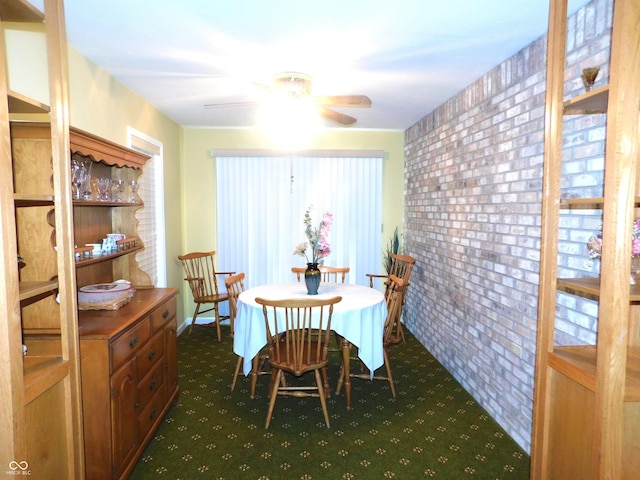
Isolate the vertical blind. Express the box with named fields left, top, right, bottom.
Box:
left=216, top=154, right=383, bottom=288
left=130, top=130, right=166, bottom=287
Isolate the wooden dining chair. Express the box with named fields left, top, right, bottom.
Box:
left=366, top=253, right=416, bottom=288
left=256, top=295, right=342, bottom=428
left=319, top=265, right=350, bottom=283
left=291, top=266, right=306, bottom=282
left=366, top=253, right=416, bottom=343
left=293, top=265, right=350, bottom=283
left=178, top=250, right=234, bottom=340
left=227, top=272, right=246, bottom=391
left=227, top=273, right=271, bottom=396
left=335, top=274, right=407, bottom=399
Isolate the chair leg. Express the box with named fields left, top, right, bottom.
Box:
left=315, top=369, right=330, bottom=428
left=335, top=352, right=347, bottom=394
left=396, top=319, right=406, bottom=343
left=250, top=355, right=260, bottom=399
left=388, top=309, right=404, bottom=344
left=396, top=297, right=407, bottom=343
left=265, top=370, right=282, bottom=429
left=213, top=302, right=222, bottom=342
left=187, top=304, right=202, bottom=336
left=336, top=338, right=352, bottom=410
left=320, top=367, right=331, bottom=398
left=391, top=307, right=406, bottom=344
left=383, top=348, right=396, bottom=398
left=231, top=356, right=243, bottom=391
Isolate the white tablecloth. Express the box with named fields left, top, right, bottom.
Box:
left=233, top=282, right=387, bottom=376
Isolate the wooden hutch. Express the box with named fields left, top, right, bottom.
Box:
left=0, top=1, right=178, bottom=479
left=532, top=0, right=640, bottom=478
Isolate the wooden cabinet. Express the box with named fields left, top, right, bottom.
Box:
left=531, top=0, right=640, bottom=479
left=79, top=289, right=179, bottom=480
left=56, top=101, right=178, bottom=478
left=0, top=3, right=175, bottom=479
left=0, top=0, right=85, bottom=478
left=111, top=357, right=139, bottom=476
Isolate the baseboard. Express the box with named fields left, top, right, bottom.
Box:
left=177, top=317, right=230, bottom=336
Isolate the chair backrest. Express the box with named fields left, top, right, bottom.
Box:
left=291, top=266, right=306, bottom=282
left=178, top=250, right=222, bottom=301
left=366, top=253, right=416, bottom=289
left=255, top=296, right=342, bottom=376
left=224, top=272, right=245, bottom=321
left=388, top=254, right=416, bottom=282
left=383, top=275, right=408, bottom=343
left=319, top=266, right=350, bottom=283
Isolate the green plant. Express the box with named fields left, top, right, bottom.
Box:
left=383, top=227, right=402, bottom=274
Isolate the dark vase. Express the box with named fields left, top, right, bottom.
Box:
left=304, top=262, right=321, bottom=295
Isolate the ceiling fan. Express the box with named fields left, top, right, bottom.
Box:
left=204, top=72, right=372, bottom=126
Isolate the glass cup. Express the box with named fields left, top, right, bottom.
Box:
left=581, top=67, right=600, bottom=92
left=112, top=179, right=125, bottom=202
left=93, top=177, right=112, bottom=202
left=128, top=180, right=139, bottom=203
left=71, top=159, right=92, bottom=200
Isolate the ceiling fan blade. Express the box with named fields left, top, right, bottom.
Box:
left=204, top=101, right=258, bottom=109
left=313, top=95, right=372, bottom=107
left=318, top=107, right=357, bottom=126
left=252, top=82, right=272, bottom=92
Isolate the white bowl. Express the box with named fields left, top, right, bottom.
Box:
left=78, top=282, right=132, bottom=303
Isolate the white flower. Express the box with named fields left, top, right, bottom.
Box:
left=293, top=242, right=308, bottom=258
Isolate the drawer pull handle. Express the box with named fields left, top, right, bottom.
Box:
left=148, top=350, right=156, bottom=361
left=130, top=336, right=139, bottom=348
left=149, top=378, right=157, bottom=390
left=135, top=402, right=141, bottom=409
left=162, top=309, right=169, bottom=319
left=150, top=408, right=158, bottom=419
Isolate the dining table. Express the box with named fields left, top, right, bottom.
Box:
left=233, top=281, right=387, bottom=409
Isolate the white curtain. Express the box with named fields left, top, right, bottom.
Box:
left=216, top=154, right=383, bottom=288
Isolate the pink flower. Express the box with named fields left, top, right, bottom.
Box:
left=587, top=218, right=640, bottom=258
left=294, top=205, right=333, bottom=264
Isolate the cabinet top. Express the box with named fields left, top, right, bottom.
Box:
left=78, top=288, right=177, bottom=338
left=10, top=122, right=151, bottom=169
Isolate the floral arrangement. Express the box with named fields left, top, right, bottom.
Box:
left=586, top=218, right=640, bottom=259
left=293, top=205, right=332, bottom=264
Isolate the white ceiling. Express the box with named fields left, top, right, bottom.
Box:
left=52, top=0, right=590, bottom=130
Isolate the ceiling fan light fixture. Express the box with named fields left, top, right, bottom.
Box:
left=205, top=70, right=370, bottom=127
left=257, top=92, right=321, bottom=150
left=273, top=72, right=313, bottom=97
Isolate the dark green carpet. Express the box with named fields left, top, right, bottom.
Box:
left=130, top=326, right=530, bottom=479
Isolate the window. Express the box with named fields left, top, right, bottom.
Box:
left=128, top=127, right=166, bottom=287
left=215, top=152, right=383, bottom=287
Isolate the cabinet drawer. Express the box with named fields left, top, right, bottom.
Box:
left=137, top=332, right=164, bottom=378
left=111, top=318, right=151, bottom=372
left=150, top=297, right=177, bottom=331
left=138, top=388, right=165, bottom=436
left=137, top=357, right=165, bottom=409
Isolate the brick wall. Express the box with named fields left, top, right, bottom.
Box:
left=403, top=0, right=612, bottom=453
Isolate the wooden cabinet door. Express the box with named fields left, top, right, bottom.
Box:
left=111, top=358, right=138, bottom=479
left=164, top=318, right=178, bottom=402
